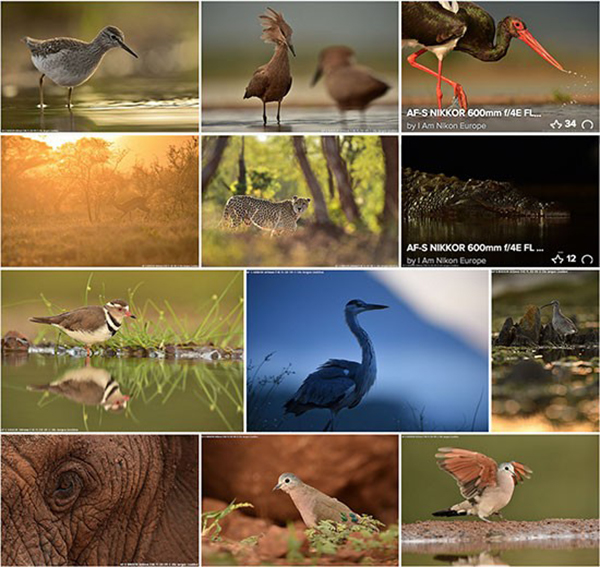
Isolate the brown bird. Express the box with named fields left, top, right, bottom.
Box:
left=29, top=299, right=136, bottom=356
left=28, top=366, right=130, bottom=412
left=312, top=46, right=390, bottom=113
left=432, top=447, right=532, bottom=522
left=243, top=7, right=295, bottom=126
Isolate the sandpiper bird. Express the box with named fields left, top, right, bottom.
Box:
left=29, top=299, right=136, bottom=356
left=22, top=26, right=138, bottom=110
left=312, top=46, right=390, bottom=113
left=244, top=8, right=295, bottom=126
left=432, top=447, right=532, bottom=522
left=273, top=473, right=360, bottom=527
left=541, top=300, right=578, bottom=341
left=28, top=366, right=129, bottom=412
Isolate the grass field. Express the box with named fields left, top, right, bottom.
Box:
left=2, top=213, right=198, bottom=267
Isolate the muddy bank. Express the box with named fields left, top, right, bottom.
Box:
left=403, top=519, right=599, bottom=553
left=1, top=331, right=243, bottom=361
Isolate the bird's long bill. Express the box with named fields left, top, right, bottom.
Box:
left=272, top=483, right=282, bottom=491
left=119, top=40, right=139, bottom=59
left=540, top=303, right=552, bottom=309
left=311, top=66, right=323, bottom=86
left=517, top=30, right=563, bottom=71
left=288, top=42, right=296, bottom=57
left=366, top=303, right=389, bottom=311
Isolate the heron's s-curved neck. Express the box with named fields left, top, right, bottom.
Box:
left=345, top=311, right=377, bottom=393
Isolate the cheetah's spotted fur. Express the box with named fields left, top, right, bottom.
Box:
left=221, top=195, right=311, bottom=235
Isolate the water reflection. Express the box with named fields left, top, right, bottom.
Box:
left=27, top=364, right=129, bottom=412
left=434, top=551, right=508, bottom=566
left=2, top=354, right=243, bottom=432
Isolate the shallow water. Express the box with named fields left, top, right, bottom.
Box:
left=2, top=81, right=199, bottom=132
left=403, top=544, right=599, bottom=566
left=402, top=104, right=599, bottom=133
left=202, top=106, right=398, bottom=133
left=1, top=355, right=243, bottom=432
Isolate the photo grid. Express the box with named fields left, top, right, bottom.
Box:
left=0, top=1, right=598, bottom=567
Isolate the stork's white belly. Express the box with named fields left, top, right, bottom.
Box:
left=31, top=53, right=99, bottom=87
left=403, top=37, right=462, bottom=61
left=54, top=324, right=112, bottom=345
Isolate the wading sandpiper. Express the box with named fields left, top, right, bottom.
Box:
left=22, top=26, right=138, bottom=110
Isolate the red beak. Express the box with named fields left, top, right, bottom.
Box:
left=125, top=310, right=136, bottom=319
left=517, top=29, right=564, bottom=71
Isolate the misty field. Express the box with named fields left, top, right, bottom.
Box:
left=2, top=135, right=199, bottom=267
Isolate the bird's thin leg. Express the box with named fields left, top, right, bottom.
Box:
left=323, top=417, right=332, bottom=432
left=436, top=58, right=444, bottom=111
left=407, top=49, right=468, bottom=110
left=263, top=101, right=267, bottom=126
left=39, top=74, right=45, bottom=110
left=67, top=87, right=73, bottom=110
left=277, top=100, right=281, bottom=124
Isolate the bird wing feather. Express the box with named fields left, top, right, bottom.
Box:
left=311, top=490, right=355, bottom=523
left=402, top=2, right=467, bottom=46
left=511, top=461, right=533, bottom=484
left=49, top=306, right=104, bottom=332
left=244, top=67, right=269, bottom=98
left=436, top=447, right=498, bottom=500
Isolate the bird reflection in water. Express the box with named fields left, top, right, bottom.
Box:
left=28, top=364, right=129, bottom=412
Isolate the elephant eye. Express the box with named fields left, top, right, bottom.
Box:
left=50, top=471, right=82, bottom=512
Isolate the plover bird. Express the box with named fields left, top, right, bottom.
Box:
left=30, top=299, right=136, bottom=356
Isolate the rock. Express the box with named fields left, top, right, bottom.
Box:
left=516, top=305, right=541, bottom=344
left=1, top=331, right=30, bottom=352
left=495, top=318, right=515, bottom=346
left=202, top=436, right=398, bottom=526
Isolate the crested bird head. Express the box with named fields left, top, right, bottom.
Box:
left=259, top=8, right=295, bottom=56
left=98, top=26, right=138, bottom=58
left=273, top=472, right=302, bottom=492
left=312, top=46, right=356, bottom=85
left=104, top=299, right=136, bottom=321
left=345, top=299, right=389, bottom=316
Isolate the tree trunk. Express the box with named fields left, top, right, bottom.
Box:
left=236, top=137, right=247, bottom=195
left=292, top=137, right=331, bottom=225
left=374, top=136, right=399, bottom=265
left=321, top=136, right=361, bottom=223
left=380, top=136, right=399, bottom=232
left=202, top=137, right=229, bottom=189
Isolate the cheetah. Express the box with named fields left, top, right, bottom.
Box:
left=220, top=195, right=311, bottom=236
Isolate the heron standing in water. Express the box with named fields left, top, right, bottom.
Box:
left=284, top=299, right=388, bottom=431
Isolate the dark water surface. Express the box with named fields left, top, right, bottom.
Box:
left=1, top=355, right=243, bottom=432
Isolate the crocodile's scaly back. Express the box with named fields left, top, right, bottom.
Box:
left=403, top=168, right=569, bottom=219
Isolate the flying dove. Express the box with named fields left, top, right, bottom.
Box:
left=432, top=447, right=532, bottom=522
left=273, top=472, right=360, bottom=527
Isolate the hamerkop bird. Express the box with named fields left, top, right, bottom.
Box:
left=312, top=46, right=390, bottom=113
left=243, top=7, right=295, bottom=126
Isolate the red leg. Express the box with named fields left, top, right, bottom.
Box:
left=407, top=49, right=468, bottom=110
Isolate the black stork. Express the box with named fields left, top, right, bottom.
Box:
left=402, top=1, right=564, bottom=110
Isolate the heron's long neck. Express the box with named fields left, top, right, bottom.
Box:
left=346, top=312, right=377, bottom=391
left=469, top=19, right=513, bottom=62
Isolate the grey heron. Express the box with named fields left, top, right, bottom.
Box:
left=541, top=300, right=577, bottom=341
left=284, top=299, right=388, bottom=431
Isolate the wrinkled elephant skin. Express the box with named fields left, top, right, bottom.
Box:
left=1, top=435, right=198, bottom=566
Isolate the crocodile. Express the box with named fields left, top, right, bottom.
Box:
left=403, top=168, right=570, bottom=219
